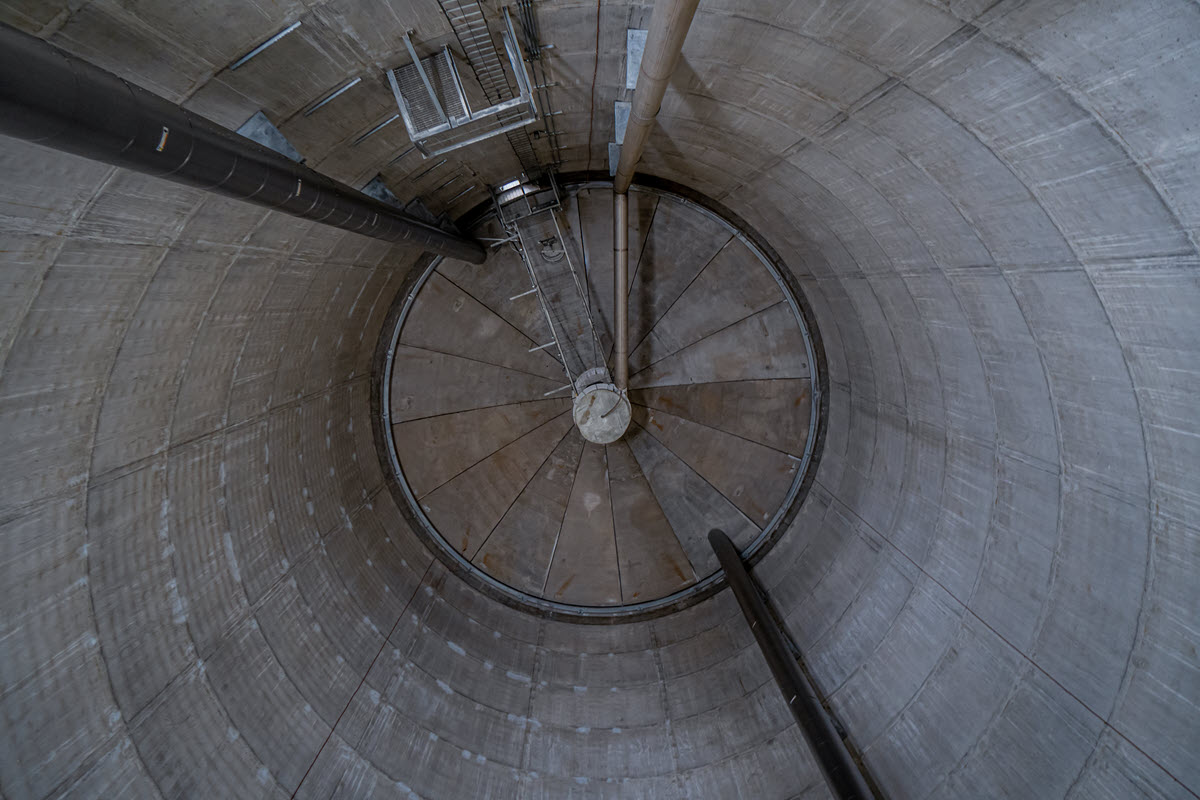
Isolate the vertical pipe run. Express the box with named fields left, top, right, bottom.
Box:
left=611, top=0, right=701, bottom=389
left=612, top=0, right=701, bottom=194
left=709, top=529, right=877, bottom=800
left=613, top=191, right=630, bottom=390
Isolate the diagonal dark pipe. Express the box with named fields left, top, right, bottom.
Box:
left=0, top=22, right=487, bottom=264
left=709, top=528, right=879, bottom=800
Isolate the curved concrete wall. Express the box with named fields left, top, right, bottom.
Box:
left=1, top=0, right=1197, bottom=798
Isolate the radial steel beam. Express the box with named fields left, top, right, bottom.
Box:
left=0, top=22, right=487, bottom=264
left=709, top=529, right=878, bottom=800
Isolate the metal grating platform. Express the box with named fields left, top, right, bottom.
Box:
left=387, top=9, right=538, bottom=158
left=391, top=50, right=467, bottom=132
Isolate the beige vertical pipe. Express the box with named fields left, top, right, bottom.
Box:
left=612, top=0, right=701, bottom=194
left=613, top=191, right=630, bottom=389
left=612, top=0, right=701, bottom=390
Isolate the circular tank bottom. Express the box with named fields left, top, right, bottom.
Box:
left=377, top=179, right=826, bottom=620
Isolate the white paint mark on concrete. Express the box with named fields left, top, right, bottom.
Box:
left=158, top=499, right=171, bottom=543
left=165, top=578, right=188, bottom=625
left=256, top=766, right=271, bottom=785
left=447, top=641, right=465, bottom=656
left=223, top=532, right=241, bottom=583
left=226, top=727, right=240, bottom=742
left=436, top=679, right=453, bottom=694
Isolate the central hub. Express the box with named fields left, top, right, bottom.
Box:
left=572, top=366, right=631, bottom=443
left=573, top=383, right=631, bottom=443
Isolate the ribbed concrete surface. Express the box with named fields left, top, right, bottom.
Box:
left=2, top=0, right=1199, bottom=798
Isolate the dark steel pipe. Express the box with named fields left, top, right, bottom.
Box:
left=0, top=22, right=487, bottom=264
left=709, top=529, right=877, bottom=800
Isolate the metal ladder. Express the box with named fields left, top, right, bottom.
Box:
left=513, top=207, right=606, bottom=392
left=438, top=0, right=542, bottom=174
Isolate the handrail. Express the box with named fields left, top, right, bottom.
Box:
left=709, top=528, right=878, bottom=800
